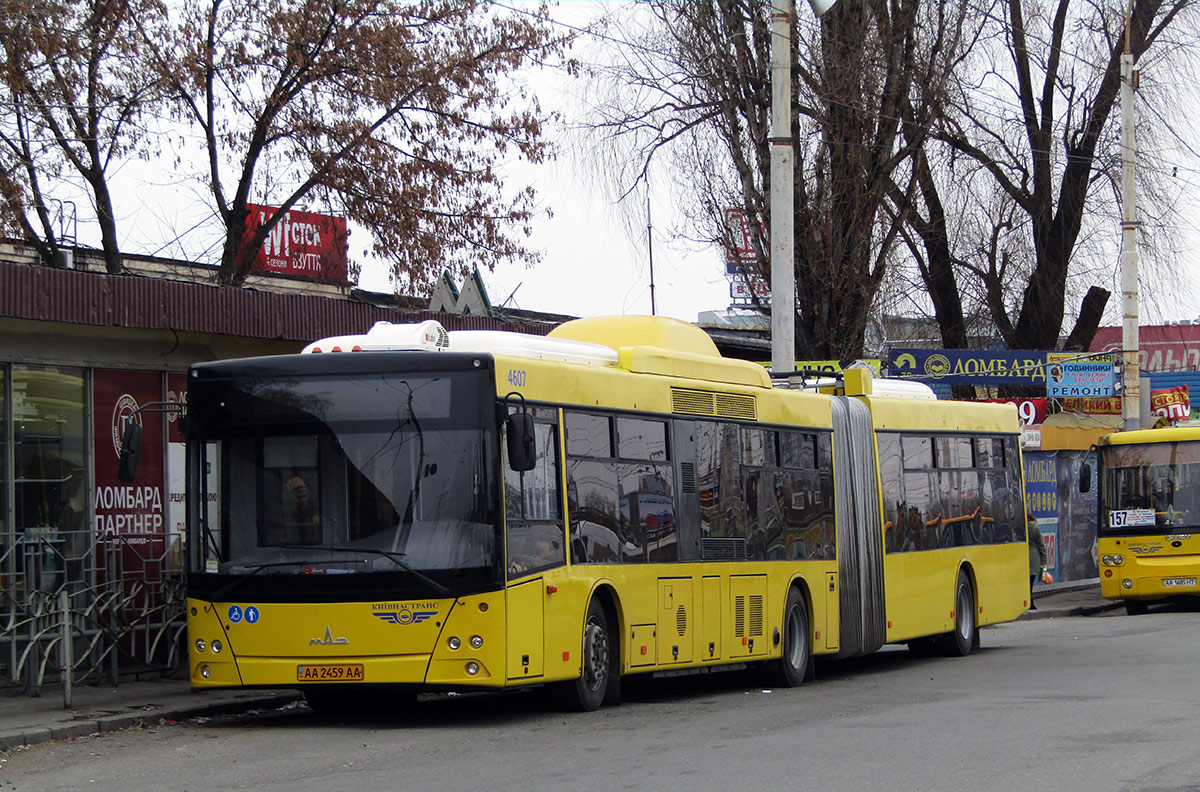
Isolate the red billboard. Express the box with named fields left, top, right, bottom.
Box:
left=243, top=203, right=348, bottom=283
left=984, top=397, right=1048, bottom=426
left=1090, top=325, right=1200, bottom=373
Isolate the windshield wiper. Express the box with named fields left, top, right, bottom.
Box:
left=211, top=560, right=309, bottom=601
left=279, top=545, right=450, bottom=598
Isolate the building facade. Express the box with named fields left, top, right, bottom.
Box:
left=0, top=247, right=559, bottom=695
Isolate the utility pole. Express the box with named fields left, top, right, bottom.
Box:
left=769, top=0, right=837, bottom=377
left=769, top=0, right=796, bottom=376
left=1120, top=9, right=1140, bottom=430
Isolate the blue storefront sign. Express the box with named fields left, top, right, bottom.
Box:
left=889, top=349, right=1048, bottom=386
left=1046, top=352, right=1115, bottom=398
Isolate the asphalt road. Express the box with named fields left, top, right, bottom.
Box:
left=3, top=602, right=1198, bottom=792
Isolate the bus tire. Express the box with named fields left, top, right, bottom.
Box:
left=1124, top=599, right=1149, bottom=616
left=942, top=569, right=976, bottom=657
left=766, top=588, right=811, bottom=687
left=555, top=597, right=611, bottom=712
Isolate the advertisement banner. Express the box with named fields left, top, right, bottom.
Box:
left=1056, top=450, right=1099, bottom=581
left=167, top=373, right=189, bottom=570
left=730, top=279, right=769, bottom=301
left=1150, top=385, right=1190, bottom=423
left=1046, top=352, right=1115, bottom=398
left=1025, top=451, right=1059, bottom=581
left=798, top=359, right=883, bottom=377
left=1061, top=396, right=1122, bottom=414
left=984, top=397, right=1048, bottom=426
left=724, top=208, right=760, bottom=275
left=1090, top=324, right=1200, bottom=373
left=889, top=349, right=1047, bottom=386
left=1025, top=452, right=1058, bottom=520
left=243, top=203, right=348, bottom=283
left=93, top=371, right=165, bottom=553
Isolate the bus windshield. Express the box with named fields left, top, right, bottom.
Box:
left=185, top=366, right=500, bottom=599
left=1100, top=439, right=1200, bottom=534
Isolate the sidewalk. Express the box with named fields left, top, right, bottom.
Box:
left=0, top=581, right=1118, bottom=751
left=0, top=680, right=301, bottom=751
left=1021, top=577, right=1120, bottom=620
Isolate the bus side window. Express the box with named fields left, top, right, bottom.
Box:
left=505, top=417, right=565, bottom=576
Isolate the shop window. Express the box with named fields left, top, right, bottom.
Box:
left=1, top=365, right=5, bottom=564
left=12, top=366, right=86, bottom=591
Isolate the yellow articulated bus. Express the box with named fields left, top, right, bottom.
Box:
left=1085, top=426, right=1200, bottom=615
left=180, top=316, right=1029, bottom=713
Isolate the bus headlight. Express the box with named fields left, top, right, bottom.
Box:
left=1122, top=579, right=1134, bottom=589
left=470, top=635, right=484, bottom=649
left=1102, top=555, right=1112, bottom=566
left=195, top=639, right=206, bottom=653
left=200, top=665, right=212, bottom=679
left=1112, top=554, right=1124, bottom=565
left=465, top=662, right=480, bottom=676
left=448, top=636, right=461, bottom=650
left=211, top=640, right=223, bottom=654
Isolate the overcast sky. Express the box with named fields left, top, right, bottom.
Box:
left=60, top=1, right=1200, bottom=328
left=355, top=1, right=736, bottom=324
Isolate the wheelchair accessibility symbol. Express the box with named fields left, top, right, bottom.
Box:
left=227, top=605, right=261, bottom=624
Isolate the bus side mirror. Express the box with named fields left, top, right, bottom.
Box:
left=1079, top=462, right=1091, bottom=493
left=505, top=412, right=536, bottom=472
left=118, top=422, right=143, bottom=482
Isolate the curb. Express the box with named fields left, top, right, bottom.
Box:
left=0, top=691, right=302, bottom=752
left=1018, top=600, right=1122, bottom=620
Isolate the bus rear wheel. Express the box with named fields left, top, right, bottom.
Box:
left=766, top=588, right=811, bottom=687
left=941, top=569, right=977, bottom=657
left=555, top=597, right=613, bottom=712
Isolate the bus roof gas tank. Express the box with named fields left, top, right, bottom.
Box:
left=549, top=315, right=723, bottom=358
left=842, top=366, right=936, bottom=400
left=449, top=331, right=618, bottom=366
left=303, top=320, right=449, bottom=353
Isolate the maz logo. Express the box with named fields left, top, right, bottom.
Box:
left=310, top=626, right=349, bottom=646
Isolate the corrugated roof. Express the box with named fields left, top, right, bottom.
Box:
left=0, top=261, right=558, bottom=340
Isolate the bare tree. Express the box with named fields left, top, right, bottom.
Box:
left=589, top=1, right=975, bottom=361
left=0, top=0, right=164, bottom=273
left=141, top=0, right=564, bottom=290
left=908, top=0, right=1199, bottom=354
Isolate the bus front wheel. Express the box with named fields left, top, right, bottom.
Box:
left=555, top=597, right=612, bottom=712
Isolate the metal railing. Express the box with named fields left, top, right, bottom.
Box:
left=0, top=529, right=187, bottom=704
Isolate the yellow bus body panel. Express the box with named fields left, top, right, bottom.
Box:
left=187, top=591, right=510, bottom=690
left=189, top=316, right=1029, bottom=696
left=1096, top=427, right=1200, bottom=606
left=863, top=394, right=1028, bottom=640
left=1098, top=535, right=1200, bottom=602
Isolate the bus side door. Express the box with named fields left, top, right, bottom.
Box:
left=506, top=579, right=544, bottom=679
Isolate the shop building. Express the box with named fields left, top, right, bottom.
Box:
left=0, top=245, right=561, bottom=694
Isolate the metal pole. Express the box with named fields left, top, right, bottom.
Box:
left=770, top=1, right=796, bottom=376
left=61, top=589, right=73, bottom=709
left=647, top=193, right=657, bottom=316
left=1120, top=16, right=1140, bottom=431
